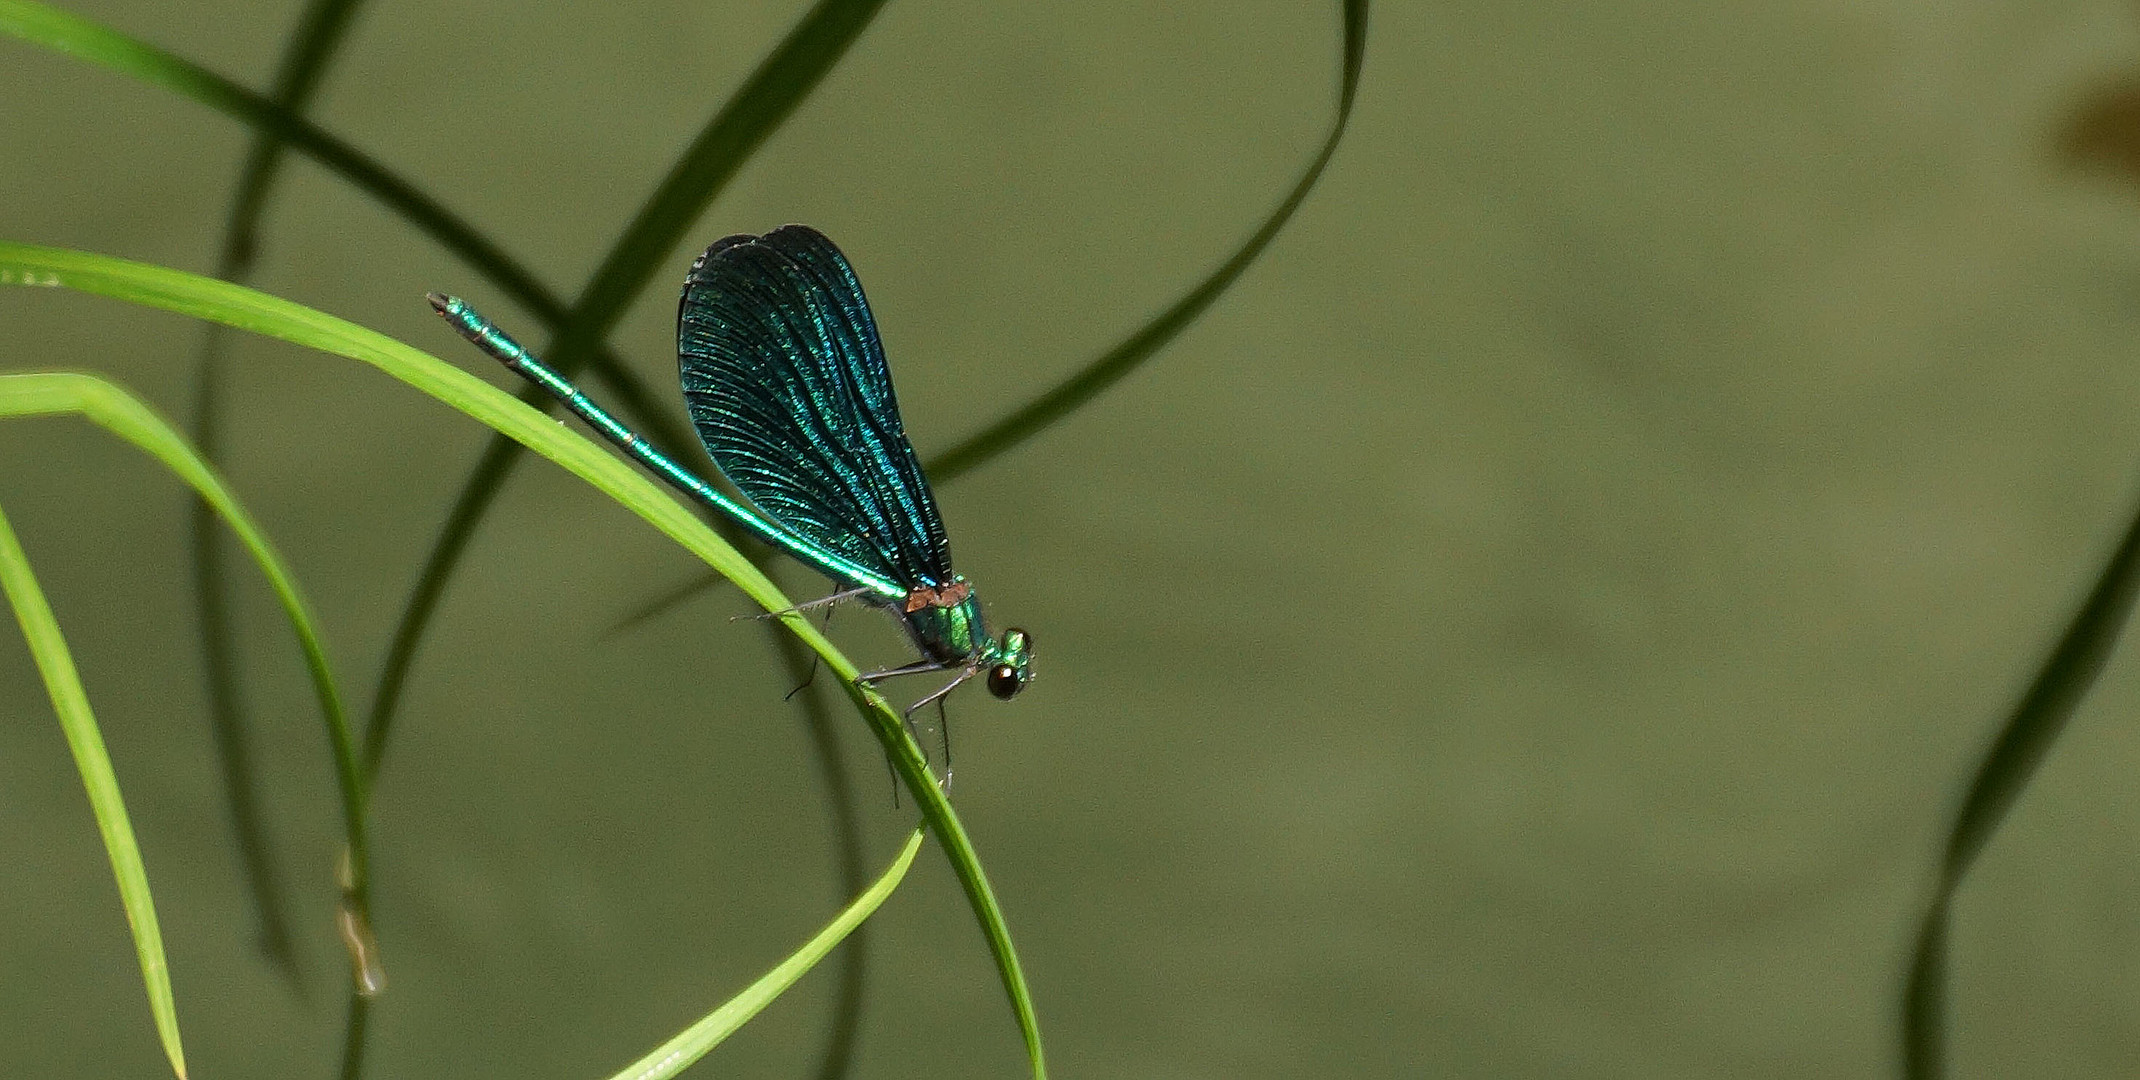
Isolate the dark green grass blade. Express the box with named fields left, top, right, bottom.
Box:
left=2, top=245, right=1047, bottom=1080
left=363, top=0, right=888, bottom=770
left=215, top=0, right=369, bottom=278
left=338, top=995, right=369, bottom=1080
left=0, top=500, right=186, bottom=1079
left=606, top=569, right=720, bottom=636
left=362, top=373, right=708, bottom=772
left=190, top=0, right=370, bottom=991
left=1900, top=486, right=2140, bottom=1078
left=187, top=363, right=302, bottom=984
left=926, top=0, right=1370, bottom=481
left=366, top=0, right=887, bottom=1041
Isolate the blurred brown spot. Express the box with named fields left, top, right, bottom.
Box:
left=2060, top=82, right=2140, bottom=185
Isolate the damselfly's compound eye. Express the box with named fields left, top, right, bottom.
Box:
left=987, top=664, right=1025, bottom=700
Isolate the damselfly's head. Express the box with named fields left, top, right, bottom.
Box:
left=985, top=628, right=1035, bottom=700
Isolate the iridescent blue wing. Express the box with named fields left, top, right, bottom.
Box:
left=677, top=225, right=954, bottom=591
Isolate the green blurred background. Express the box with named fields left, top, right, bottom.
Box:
left=8, top=1, right=2140, bottom=1076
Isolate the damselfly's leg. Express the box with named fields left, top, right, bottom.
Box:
left=857, top=656, right=953, bottom=686
left=859, top=658, right=954, bottom=765
left=901, top=667, right=978, bottom=789
left=736, top=584, right=873, bottom=622
left=858, top=660, right=971, bottom=788
left=937, top=698, right=954, bottom=789
left=903, top=664, right=981, bottom=721
left=782, top=601, right=842, bottom=701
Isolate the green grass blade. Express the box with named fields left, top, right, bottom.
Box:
left=190, top=0, right=373, bottom=991
left=1, top=245, right=1048, bottom=1078
left=369, top=0, right=888, bottom=769
left=0, top=250, right=774, bottom=604
left=926, top=0, right=1370, bottom=481
left=1899, top=489, right=2140, bottom=1078
left=630, top=0, right=1376, bottom=620
left=0, top=370, right=378, bottom=992
left=186, top=391, right=303, bottom=985
left=0, top=499, right=186, bottom=1079
left=605, top=827, right=923, bottom=1080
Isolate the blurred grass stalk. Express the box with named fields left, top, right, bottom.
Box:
left=1901, top=486, right=2140, bottom=1078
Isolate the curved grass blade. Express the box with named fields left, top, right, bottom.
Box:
left=0, top=370, right=376, bottom=991
left=0, top=500, right=186, bottom=1079
left=189, top=344, right=303, bottom=985
left=0, top=245, right=1048, bottom=1079
left=190, top=0, right=372, bottom=991
left=926, top=0, right=1370, bottom=481
left=1900, top=489, right=2140, bottom=1078
left=367, top=0, right=889, bottom=767
left=605, top=827, right=921, bottom=1080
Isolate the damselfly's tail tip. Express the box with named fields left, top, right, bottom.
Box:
left=425, top=292, right=457, bottom=317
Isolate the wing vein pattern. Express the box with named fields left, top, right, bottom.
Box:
left=677, top=225, right=954, bottom=593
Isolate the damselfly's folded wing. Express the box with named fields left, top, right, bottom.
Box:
left=677, top=225, right=954, bottom=594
